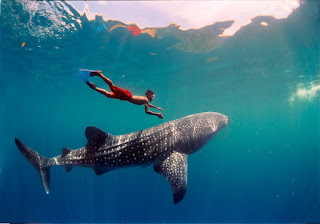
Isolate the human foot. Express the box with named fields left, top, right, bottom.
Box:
left=86, top=81, right=97, bottom=89
left=90, top=70, right=102, bottom=77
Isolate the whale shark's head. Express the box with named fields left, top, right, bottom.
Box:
left=202, top=112, right=229, bottom=134
left=174, top=112, right=228, bottom=155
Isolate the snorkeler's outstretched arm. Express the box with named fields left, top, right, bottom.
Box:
left=148, top=103, right=164, bottom=111
left=145, top=104, right=164, bottom=119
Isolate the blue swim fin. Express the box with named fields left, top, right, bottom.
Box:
left=77, top=69, right=99, bottom=82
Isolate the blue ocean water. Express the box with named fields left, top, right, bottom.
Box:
left=1, top=0, right=319, bottom=223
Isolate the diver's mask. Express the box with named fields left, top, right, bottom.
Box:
left=151, top=94, right=155, bottom=100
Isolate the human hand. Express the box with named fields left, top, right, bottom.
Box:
left=158, top=107, right=164, bottom=111
left=157, top=113, right=164, bottom=119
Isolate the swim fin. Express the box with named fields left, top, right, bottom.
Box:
left=77, top=69, right=99, bottom=82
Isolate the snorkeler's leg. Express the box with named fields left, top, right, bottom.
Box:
left=99, top=74, right=114, bottom=89
left=90, top=71, right=114, bottom=88
left=89, top=85, right=113, bottom=98
left=86, top=81, right=97, bottom=89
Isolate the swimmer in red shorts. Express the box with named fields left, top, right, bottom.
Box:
left=86, top=71, right=164, bottom=119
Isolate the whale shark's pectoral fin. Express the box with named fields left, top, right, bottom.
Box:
left=154, top=151, right=188, bottom=204
left=93, top=167, right=111, bottom=175
left=85, top=126, right=114, bottom=151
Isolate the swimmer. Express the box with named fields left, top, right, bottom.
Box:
left=85, top=70, right=164, bottom=119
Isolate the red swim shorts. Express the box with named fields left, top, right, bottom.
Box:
left=109, top=85, right=133, bottom=101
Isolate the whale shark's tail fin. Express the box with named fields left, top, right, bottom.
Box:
left=15, top=138, right=51, bottom=194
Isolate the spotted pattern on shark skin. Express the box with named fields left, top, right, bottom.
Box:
left=15, top=112, right=228, bottom=203
left=154, top=151, right=188, bottom=204
left=56, top=125, right=176, bottom=169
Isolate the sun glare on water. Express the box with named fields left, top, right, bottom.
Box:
left=69, top=0, right=300, bottom=36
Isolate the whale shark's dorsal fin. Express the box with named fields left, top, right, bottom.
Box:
left=61, top=148, right=72, bottom=158
left=154, top=151, right=188, bottom=204
left=85, top=126, right=112, bottom=151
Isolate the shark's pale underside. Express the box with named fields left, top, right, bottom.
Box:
left=15, top=112, right=228, bottom=204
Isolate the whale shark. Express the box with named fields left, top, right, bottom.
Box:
left=15, top=112, right=228, bottom=204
